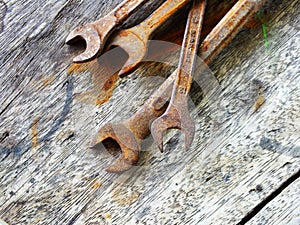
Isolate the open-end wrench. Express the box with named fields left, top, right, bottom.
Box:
left=93, top=0, right=268, bottom=172
left=66, top=0, right=149, bottom=63
left=92, top=75, right=173, bottom=172
left=151, top=0, right=206, bottom=152
left=107, top=0, right=190, bottom=77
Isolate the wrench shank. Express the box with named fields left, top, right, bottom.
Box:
left=131, top=0, right=190, bottom=40
left=174, top=0, right=206, bottom=97
left=150, top=0, right=207, bottom=151
left=201, top=0, right=267, bottom=64
left=114, top=0, right=149, bottom=22
left=127, top=74, right=174, bottom=140
left=92, top=0, right=148, bottom=34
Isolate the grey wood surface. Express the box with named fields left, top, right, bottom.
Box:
left=248, top=178, right=300, bottom=225
left=0, top=0, right=299, bottom=224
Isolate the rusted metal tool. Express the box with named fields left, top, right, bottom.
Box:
left=66, top=0, right=149, bottom=62
left=92, top=75, right=173, bottom=172
left=199, top=0, right=267, bottom=65
left=93, top=0, right=268, bottom=172
left=107, top=0, right=190, bottom=77
left=151, top=0, right=206, bottom=152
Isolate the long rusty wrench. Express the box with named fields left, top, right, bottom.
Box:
left=107, top=0, right=190, bottom=77
left=151, top=0, right=206, bottom=152
left=66, top=0, right=148, bottom=62
left=93, top=0, right=267, bottom=172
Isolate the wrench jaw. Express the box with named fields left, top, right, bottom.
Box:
left=108, top=30, right=146, bottom=77
left=151, top=102, right=195, bottom=153
left=91, top=123, right=140, bottom=173
left=66, top=24, right=102, bottom=63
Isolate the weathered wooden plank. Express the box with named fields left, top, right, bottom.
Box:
left=248, top=178, right=300, bottom=225
left=0, top=0, right=299, bottom=224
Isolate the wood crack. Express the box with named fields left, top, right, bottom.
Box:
left=237, top=169, right=300, bottom=225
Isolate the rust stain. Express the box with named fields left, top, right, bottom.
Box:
left=112, top=188, right=141, bottom=206
left=119, top=30, right=129, bottom=37
left=32, top=75, right=56, bottom=92
left=113, top=192, right=140, bottom=206
left=95, top=73, right=119, bottom=105
left=31, top=117, right=40, bottom=148
left=42, top=75, right=56, bottom=88
left=92, top=182, right=103, bottom=190
left=245, top=9, right=270, bottom=28
left=67, top=56, right=121, bottom=105
left=67, top=61, right=96, bottom=75
left=105, top=213, right=111, bottom=220
left=254, top=89, right=265, bottom=112
left=245, top=16, right=261, bottom=28
left=201, top=40, right=210, bottom=52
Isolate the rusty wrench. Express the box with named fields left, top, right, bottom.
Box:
left=151, top=0, right=267, bottom=152
left=92, top=76, right=172, bottom=173
left=93, top=0, right=267, bottom=172
left=151, top=0, right=206, bottom=152
left=107, top=0, right=190, bottom=77
left=66, top=0, right=149, bottom=62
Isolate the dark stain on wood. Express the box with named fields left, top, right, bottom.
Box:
left=40, top=76, right=74, bottom=142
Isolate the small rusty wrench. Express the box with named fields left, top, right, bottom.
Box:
left=92, top=76, right=173, bottom=173
left=66, top=0, right=149, bottom=62
left=151, top=0, right=206, bottom=152
left=93, top=0, right=267, bottom=172
left=107, top=0, right=190, bottom=77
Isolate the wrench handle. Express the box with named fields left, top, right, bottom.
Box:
left=174, top=0, right=206, bottom=97
left=127, top=73, right=174, bottom=140
left=91, top=0, right=148, bottom=33
left=200, top=0, right=267, bottom=64
left=112, top=0, right=149, bottom=25
left=132, top=0, right=190, bottom=39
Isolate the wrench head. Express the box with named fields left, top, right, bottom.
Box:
left=108, top=30, right=146, bottom=77
left=151, top=103, right=195, bottom=152
left=66, top=24, right=102, bottom=62
left=91, top=123, right=140, bottom=173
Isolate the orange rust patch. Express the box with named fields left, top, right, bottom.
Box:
left=245, top=16, right=261, bottom=28
left=254, top=90, right=265, bottom=112
left=245, top=11, right=270, bottom=29
left=95, top=73, right=119, bottom=106
left=201, top=40, right=210, bottom=52
left=105, top=213, right=111, bottom=220
left=32, top=117, right=40, bottom=148
left=67, top=55, right=121, bottom=105
left=92, top=182, right=103, bottom=190
left=119, top=30, right=129, bottom=37
left=102, top=73, right=118, bottom=91
left=67, top=60, right=97, bottom=75
left=42, top=75, right=56, bottom=88
left=32, top=75, right=56, bottom=92
left=155, top=0, right=237, bottom=46
left=113, top=191, right=140, bottom=206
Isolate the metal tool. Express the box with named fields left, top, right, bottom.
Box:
left=93, top=0, right=268, bottom=172
left=107, top=0, right=190, bottom=77
left=199, top=0, right=267, bottom=65
left=151, top=0, right=206, bottom=152
left=92, top=75, right=173, bottom=173
left=66, top=0, right=148, bottom=62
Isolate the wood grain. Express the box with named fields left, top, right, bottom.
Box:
left=0, top=0, right=299, bottom=224
left=248, top=177, right=300, bottom=225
